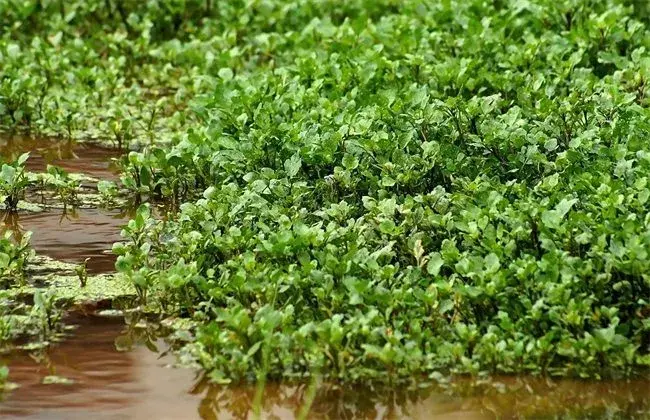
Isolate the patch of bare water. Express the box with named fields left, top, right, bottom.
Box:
left=1, top=209, right=125, bottom=274
left=0, top=314, right=201, bottom=419
left=0, top=135, right=120, bottom=181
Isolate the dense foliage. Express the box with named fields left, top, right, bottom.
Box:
left=4, top=0, right=650, bottom=384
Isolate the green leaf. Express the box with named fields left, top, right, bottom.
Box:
left=555, top=198, right=578, bottom=218
left=427, top=252, right=444, bottom=276
left=6, top=43, right=20, bottom=58
left=284, top=153, right=302, bottom=178
left=17, top=153, right=29, bottom=166
left=218, top=68, right=234, bottom=80
left=484, top=253, right=500, bottom=273
left=544, top=138, right=558, bottom=151
left=342, top=154, right=359, bottom=170
left=378, top=219, right=396, bottom=234
left=1, top=165, right=16, bottom=183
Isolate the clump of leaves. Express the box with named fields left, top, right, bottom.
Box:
left=97, top=180, right=120, bottom=205
left=7, top=0, right=650, bottom=386
left=111, top=0, right=650, bottom=384
left=0, top=365, right=11, bottom=393
left=31, top=289, right=63, bottom=341
left=113, top=204, right=160, bottom=304
left=42, top=165, right=80, bottom=209
left=0, top=230, right=33, bottom=286
left=107, top=115, right=135, bottom=151
left=0, top=153, right=29, bottom=211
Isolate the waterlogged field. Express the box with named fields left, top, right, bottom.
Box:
left=2, top=0, right=650, bottom=418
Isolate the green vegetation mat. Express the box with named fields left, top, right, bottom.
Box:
left=2, top=0, right=650, bottom=384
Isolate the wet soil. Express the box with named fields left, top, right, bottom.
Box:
left=0, top=135, right=120, bottom=181
left=1, top=209, right=125, bottom=274
left=1, top=314, right=649, bottom=419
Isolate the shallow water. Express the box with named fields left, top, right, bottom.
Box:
left=0, top=134, right=125, bottom=274
left=0, top=135, right=120, bottom=180
left=1, top=314, right=649, bottom=419
left=0, top=314, right=202, bottom=419
left=1, top=209, right=125, bottom=274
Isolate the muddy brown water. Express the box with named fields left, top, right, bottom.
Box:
left=1, top=209, right=125, bottom=274
left=0, top=315, right=201, bottom=419
left=0, top=135, right=120, bottom=180
left=0, top=134, right=125, bottom=274
left=1, top=314, right=650, bottom=419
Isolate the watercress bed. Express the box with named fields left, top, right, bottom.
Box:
left=3, top=0, right=650, bottom=386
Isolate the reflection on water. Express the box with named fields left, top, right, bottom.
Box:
left=1, top=314, right=649, bottom=419
left=0, top=314, right=202, bottom=419
left=1, top=209, right=126, bottom=274
left=193, top=377, right=650, bottom=419
left=0, top=135, right=120, bottom=181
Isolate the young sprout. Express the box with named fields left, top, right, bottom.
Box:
left=75, top=257, right=91, bottom=288
left=0, top=153, right=30, bottom=211
left=46, top=165, right=80, bottom=210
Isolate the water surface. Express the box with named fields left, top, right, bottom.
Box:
left=1, top=314, right=649, bottom=419
left=0, top=135, right=120, bottom=180
left=1, top=209, right=125, bottom=274
left=0, top=315, right=201, bottom=419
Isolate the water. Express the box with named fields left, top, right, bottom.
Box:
left=0, top=135, right=125, bottom=274
left=0, top=135, right=120, bottom=181
left=1, top=209, right=125, bottom=274
left=1, top=314, right=649, bottom=419
left=0, top=314, right=202, bottom=419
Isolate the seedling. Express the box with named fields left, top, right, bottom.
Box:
left=0, top=153, right=30, bottom=211
left=0, top=229, right=33, bottom=285
left=75, top=257, right=91, bottom=288
left=44, top=165, right=80, bottom=209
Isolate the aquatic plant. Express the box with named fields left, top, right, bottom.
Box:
left=97, top=180, right=120, bottom=205
left=111, top=0, right=650, bottom=383
left=0, top=365, right=8, bottom=388
left=75, top=257, right=90, bottom=288
left=0, top=230, right=33, bottom=285
left=31, top=289, right=63, bottom=341
left=42, top=165, right=80, bottom=209
left=3, top=0, right=650, bottom=386
left=0, top=153, right=29, bottom=210
left=0, top=287, right=65, bottom=351
left=113, top=204, right=159, bottom=303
